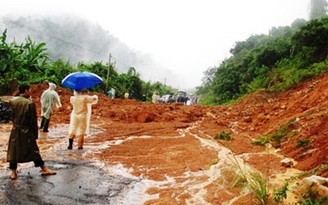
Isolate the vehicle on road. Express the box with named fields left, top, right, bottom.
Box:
left=176, top=91, right=187, bottom=104
left=159, top=94, right=175, bottom=103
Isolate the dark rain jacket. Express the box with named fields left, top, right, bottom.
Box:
left=7, top=95, right=42, bottom=163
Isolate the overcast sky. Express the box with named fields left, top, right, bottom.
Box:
left=1, top=0, right=310, bottom=89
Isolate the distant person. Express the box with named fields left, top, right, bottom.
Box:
left=7, top=84, right=56, bottom=180
left=111, top=88, right=115, bottom=99
left=190, top=96, right=197, bottom=105
left=152, top=92, right=158, bottom=103
left=128, top=92, right=134, bottom=99
left=186, top=97, right=191, bottom=105
left=107, top=89, right=113, bottom=98
left=142, top=94, right=146, bottom=102
left=40, top=82, right=62, bottom=132
left=124, top=92, right=129, bottom=99
left=67, top=90, right=98, bottom=150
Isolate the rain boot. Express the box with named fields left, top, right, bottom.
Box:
left=40, top=116, right=45, bottom=129
left=43, top=118, right=50, bottom=132
left=77, top=135, right=84, bottom=149
left=67, top=139, right=73, bottom=150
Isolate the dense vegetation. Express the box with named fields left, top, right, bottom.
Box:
left=1, top=1, right=327, bottom=104
left=196, top=16, right=328, bottom=105
left=0, top=29, right=176, bottom=101
left=0, top=15, right=179, bottom=88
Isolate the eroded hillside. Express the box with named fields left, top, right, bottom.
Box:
left=1, top=71, right=327, bottom=204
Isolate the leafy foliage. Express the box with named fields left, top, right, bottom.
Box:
left=273, top=182, right=289, bottom=203
left=214, top=130, right=232, bottom=141
left=197, top=17, right=328, bottom=105
left=0, top=29, right=176, bottom=101
left=230, top=155, right=269, bottom=205
left=297, top=139, right=311, bottom=147
left=0, top=29, right=48, bottom=93
left=252, top=135, right=271, bottom=146
left=299, top=186, right=328, bottom=205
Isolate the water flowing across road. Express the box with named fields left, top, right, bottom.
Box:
left=0, top=122, right=301, bottom=204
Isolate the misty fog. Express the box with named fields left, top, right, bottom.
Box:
left=0, top=14, right=183, bottom=88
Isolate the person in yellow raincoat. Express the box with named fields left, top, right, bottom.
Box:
left=67, top=90, right=98, bottom=150
left=40, top=82, right=62, bottom=132
left=152, top=92, right=159, bottom=103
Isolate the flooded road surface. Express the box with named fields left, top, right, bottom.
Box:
left=0, top=160, right=140, bottom=205
left=0, top=121, right=313, bottom=204
left=0, top=125, right=159, bottom=205
left=0, top=122, right=287, bottom=205
left=0, top=123, right=245, bottom=205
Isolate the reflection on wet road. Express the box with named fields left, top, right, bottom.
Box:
left=0, top=160, right=141, bottom=205
left=0, top=125, right=156, bottom=205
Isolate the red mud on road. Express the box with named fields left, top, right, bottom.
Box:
left=1, top=72, right=328, bottom=204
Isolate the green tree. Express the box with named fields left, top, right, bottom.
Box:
left=196, top=17, right=328, bottom=105
left=0, top=29, right=49, bottom=94
left=291, top=16, right=328, bottom=64
left=126, top=67, right=143, bottom=100
left=44, top=59, right=74, bottom=85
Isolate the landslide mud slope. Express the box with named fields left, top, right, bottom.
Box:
left=1, top=71, right=327, bottom=204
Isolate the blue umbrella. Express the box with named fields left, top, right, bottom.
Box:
left=61, top=71, right=103, bottom=91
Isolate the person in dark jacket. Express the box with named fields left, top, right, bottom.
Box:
left=7, top=84, right=56, bottom=180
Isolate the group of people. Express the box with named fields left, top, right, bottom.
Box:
left=7, top=82, right=98, bottom=180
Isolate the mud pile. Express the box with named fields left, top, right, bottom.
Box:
left=30, top=73, right=327, bottom=177
left=1, top=71, right=327, bottom=204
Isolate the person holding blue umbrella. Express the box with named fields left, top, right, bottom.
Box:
left=62, top=71, right=103, bottom=91
left=67, top=89, right=98, bottom=150
left=61, top=71, right=102, bottom=149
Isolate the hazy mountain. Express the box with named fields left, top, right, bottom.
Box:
left=0, top=14, right=181, bottom=88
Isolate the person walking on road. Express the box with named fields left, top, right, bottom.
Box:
left=40, top=82, right=62, bottom=132
left=67, top=90, right=98, bottom=150
left=7, top=84, right=56, bottom=180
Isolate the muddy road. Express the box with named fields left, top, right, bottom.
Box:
left=1, top=72, right=328, bottom=204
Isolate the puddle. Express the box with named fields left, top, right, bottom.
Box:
left=0, top=160, right=145, bottom=205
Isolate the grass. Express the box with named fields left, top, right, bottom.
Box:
left=230, top=155, right=269, bottom=205
left=214, top=130, right=232, bottom=141
left=297, top=138, right=311, bottom=147
left=273, top=182, right=289, bottom=203
left=252, top=118, right=299, bottom=147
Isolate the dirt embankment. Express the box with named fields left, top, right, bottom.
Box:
left=1, top=71, right=328, bottom=204
left=37, top=72, right=327, bottom=177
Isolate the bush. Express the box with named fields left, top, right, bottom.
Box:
left=297, top=139, right=311, bottom=147
left=215, top=131, right=232, bottom=141
left=252, top=135, right=271, bottom=146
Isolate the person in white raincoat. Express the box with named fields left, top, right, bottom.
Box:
left=152, top=92, right=159, bottom=103
left=67, top=90, right=98, bottom=150
left=40, top=82, right=62, bottom=132
left=111, top=88, right=115, bottom=99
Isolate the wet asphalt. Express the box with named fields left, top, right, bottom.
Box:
left=0, top=160, right=139, bottom=205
